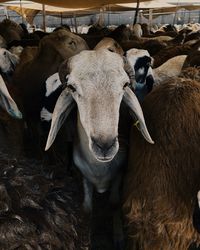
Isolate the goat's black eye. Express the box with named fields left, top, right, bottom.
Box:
left=67, top=84, right=76, bottom=92
left=123, top=82, right=129, bottom=89
left=108, top=48, right=114, bottom=52
left=69, top=40, right=75, bottom=46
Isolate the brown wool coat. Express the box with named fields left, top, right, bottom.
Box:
left=123, top=77, right=200, bottom=250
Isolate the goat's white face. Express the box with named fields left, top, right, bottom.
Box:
left=45, top=49, right=154, bottom=161
left=0, top=48, right=19, bottom=74
left=126, top=48, right=154, bottom=86
left=68, top=50, right=129, bottom=161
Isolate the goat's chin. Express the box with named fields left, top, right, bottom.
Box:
left=90, top=146, right=119, bottom=163
left=94, top=155, right=115, bottom=163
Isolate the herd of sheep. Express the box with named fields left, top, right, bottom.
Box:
left=0, top=18, right=199, bottom=250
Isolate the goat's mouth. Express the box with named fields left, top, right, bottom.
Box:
left=90, top=137, right=119, bottom=162
left=95, top=155, right=114, bottom=162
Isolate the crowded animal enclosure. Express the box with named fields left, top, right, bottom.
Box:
left=0, top=0, right=199, bottom=249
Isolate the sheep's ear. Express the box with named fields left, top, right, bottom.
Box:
left=45, top=88, right=75, bottom=151
left=7, top=51, right=19, bottom=68
left=123, top=56, right=136, bottom=90
left=59, top=58, right=71, bottom=85
left=123, top=86, right=154, bottom=144
left=0, top=75, right=22, bottom=119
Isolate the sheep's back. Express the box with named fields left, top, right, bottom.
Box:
left=123, top=78, right=200, bottom=250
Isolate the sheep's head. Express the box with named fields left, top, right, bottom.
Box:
left=39, top=30, right=89, bottom=60
left=94, top=37, right=124, bottom=57
left=126, top=48, right=154, bottom=89
left=0, top=48, right=19, bottom=75
left=45, top=49, right=154, bottom=162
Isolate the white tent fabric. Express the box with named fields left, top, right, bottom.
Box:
left=117, top=0, right=200, bottom=10
left=0, top=1, right=91, bottom=12
left=117, top=1, right=177, bottom=9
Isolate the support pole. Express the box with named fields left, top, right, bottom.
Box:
left=20, top=0, right=24, bottom=23
left=107, top=5, right=110, bottom=26
left=188, top=10, right=191, bottom=23
left=133, top=0, right=140, bottom=25
left=173, top=10, right=177, bottom=25
left=70, top=16, right=73, bottom=31
left=199, top=10, right=200, bottom=24
left=60, top=12, right=63, bottom=25
left=149, top=9, right=153, bottom=28
left=73, top=13, right=78, bottom=33
left=42, top=4, right=46, bottom=32
left=4, top=6, right=8, bottom=19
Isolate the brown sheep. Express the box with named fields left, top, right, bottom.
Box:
left=120, top=39, right=167, bottom=56
left=94, top=37, right=124, bottom=56
left=13, top=29, right=88, bottom=121
left=12, top=29, right=88, bottom=157
left=180, top=67, right=200, bottom=81
left=123, top=77, right=200, bottom=250
left=0, top=152, right=89, bottom=250
left=182, top=41, right=200, bottom=68
left=16, top=46, right=38, bottom=72
left=0, top=19, right=23, bottom=44
left=153, top=44, right=192, bottom=68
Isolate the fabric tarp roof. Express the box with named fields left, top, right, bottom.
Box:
left=1, top=0, right=200, bottom=24
left=0, top=0, right=152, bottom=9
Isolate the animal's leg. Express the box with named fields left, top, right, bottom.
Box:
left=113, top=208, right=125, bottom=250
left=110, top=173, right=125, bottom=250
left=109, top=172, right=122, bottom=208
left=83, top=178, right=93, bottom=212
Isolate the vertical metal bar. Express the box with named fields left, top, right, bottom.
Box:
left=42, top=4, right=46, bottom=32
left=4, top=6, right=8, bottom=19
left=173, top=11, right=177, bottom=25
left=20, top=0, right=24, bottom=23
left=149, top=9, right=153, bottom=28
left=73, top=13, right=78, bottom=33
left=188, top=10, right=191, bottom=23
left=108, top=5, right=110, bottom=26
left=133, top=0, right=140, bottom=25
left=60, top=12, right=63, bottom=25
left=198, top=10, right=200, bottom=24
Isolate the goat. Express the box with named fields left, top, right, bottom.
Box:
left=94, top=37, right=124, bottom=56
left=132, top=24, right=143, bottom=38
left=0, top=48, right=19, bottom=78
left=153, top=44, right=192, bottom=68
left=12, top=30, right=88, bottom=157
left=45, top=49, right=153, bottom=211
left=123, top=77, right=200, bottom=250
left=182, top=42, right=200, bottom=68
left=43, top=49, right=154, bottom=249
left=180, top=67, right=200, bottom=81
left=125, top=48, right=155, bottom=101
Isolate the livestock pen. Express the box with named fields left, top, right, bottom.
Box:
left=0, top=0, right=199, bottom=250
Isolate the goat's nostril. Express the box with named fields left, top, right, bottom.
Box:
left=92, top=137, right=117, bottom=151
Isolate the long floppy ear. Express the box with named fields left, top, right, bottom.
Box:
left=123, top=86, right=154, bottom=144
left=7, top=51, right=19, bottom=69
left=123, top=56, right=136, bottom=90
left=45, top=59, right=74, bottom=151
left=0, top=75, right=22, bottom=119
left=59, top=58, right=70, bottom=85
left=45, top=88, right=75, bottom=151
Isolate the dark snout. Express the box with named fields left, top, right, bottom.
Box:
left=91, top=136, right=119, bottom=162
left=135, top=56, right=152, bottom=84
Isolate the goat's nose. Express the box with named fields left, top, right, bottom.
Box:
left=91, top=137, right=117, bottom=152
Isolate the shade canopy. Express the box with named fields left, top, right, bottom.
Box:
left=0, top=0, right=200, bottom=25
left=0, top=0, right=152, bottom=9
